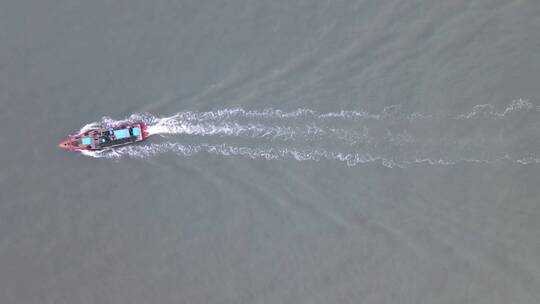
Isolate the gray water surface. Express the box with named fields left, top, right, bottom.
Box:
left=1, top=0, right=540, bottom=303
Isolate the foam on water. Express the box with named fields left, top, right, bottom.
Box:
left=78, top=99, right=540, bottom=167
left=80, top=141, right=540, bottom=168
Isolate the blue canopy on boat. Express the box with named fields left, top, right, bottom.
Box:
left=81, top=137, right=92, bottom=145
left=113, top=129, right=131, bottom=139
left=132, top=127, right=141, bottom=136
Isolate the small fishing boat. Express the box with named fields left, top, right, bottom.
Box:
left=58, top=123, right=149, bottom=151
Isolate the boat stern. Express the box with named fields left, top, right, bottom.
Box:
left=140, top=123, right=150, bottom=139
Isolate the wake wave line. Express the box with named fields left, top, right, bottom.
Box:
left=78, top=99, right=540, bottom=167
left=81, top=142, right=540, bottom=168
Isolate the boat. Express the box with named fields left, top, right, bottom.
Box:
left=58, top=123, right=149, bottom=151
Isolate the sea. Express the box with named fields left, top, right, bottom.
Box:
left=1, top=0, right=540, bottom=303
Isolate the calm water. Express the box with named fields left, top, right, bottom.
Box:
left=1, top=0, right=540, bottom=303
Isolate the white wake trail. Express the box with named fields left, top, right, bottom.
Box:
left=77, top=99, right=540, bottom=167
left=80, top=142, right=540, bottom=168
